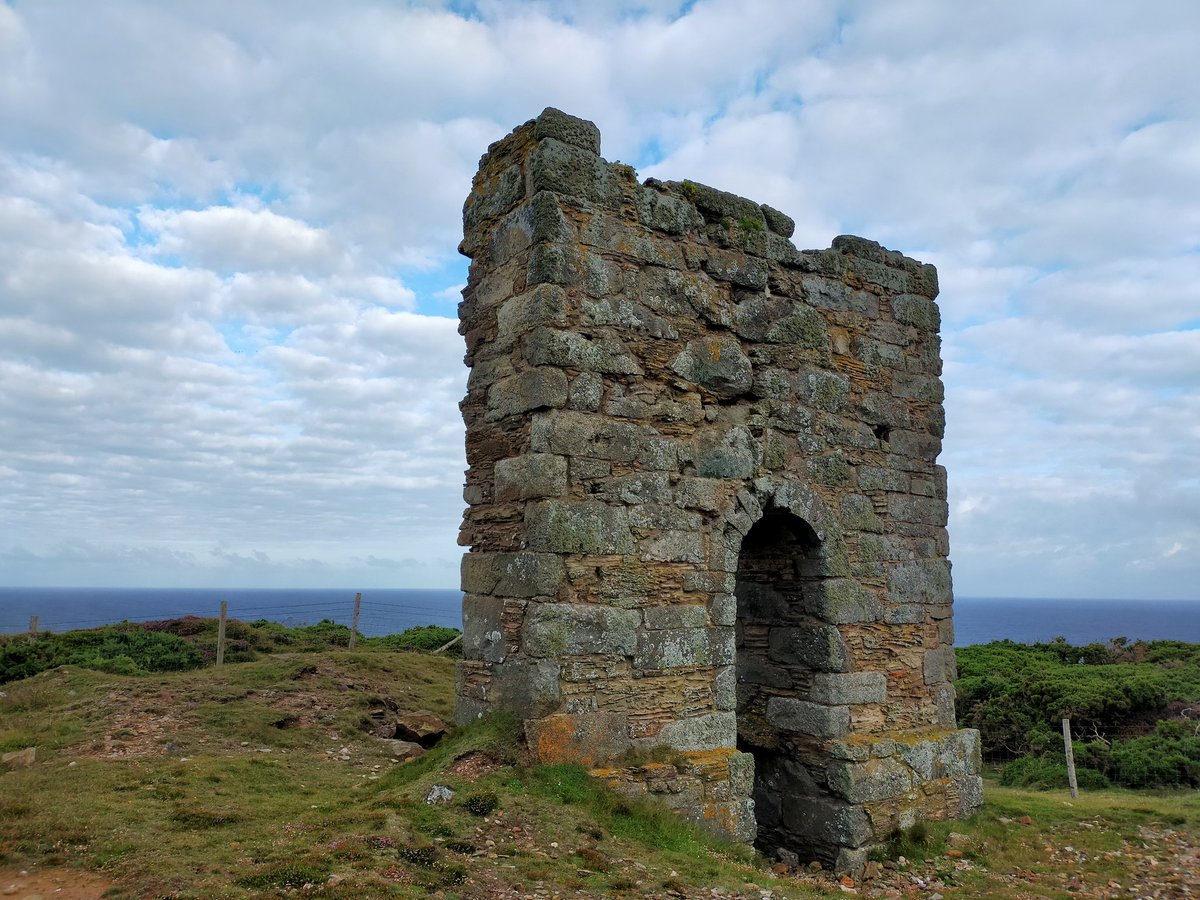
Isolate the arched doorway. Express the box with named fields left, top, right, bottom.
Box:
left=735, top=508, right=841, bottom=865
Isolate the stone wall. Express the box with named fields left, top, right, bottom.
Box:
left=455, top=107, right=982, bottom=872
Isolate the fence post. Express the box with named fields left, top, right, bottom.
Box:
left=28, top=615, right=38, bottom=644
left=1062, top=717, right=1079, bottom=799
left=348, top=592, right=362, bottom=649
left=434, top=633, right=463, bottom=654
left=216, top=600, right=228, bottom=666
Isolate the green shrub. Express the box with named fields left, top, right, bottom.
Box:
left=999, top=756, right=1109, bottom=790
left=462, top=791, right=499, bottom=816
left=1107, top=722, right=1200, bottom=788
left=368, top=625, right=461, bottom=655
left=0, top=627, right=204, bottom=683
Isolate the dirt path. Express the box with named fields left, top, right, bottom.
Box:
left=0, top=868, right=111, bottom=900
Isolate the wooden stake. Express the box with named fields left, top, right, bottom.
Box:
left=348, top=592, right=362, bottom=649
left=216, top=600, right=228, bottom=666
left=28, top=615, right=38, bottom=643
left=434, top=633, right=463, bottom=654
left=1062, top=717, right=1079, bottom=799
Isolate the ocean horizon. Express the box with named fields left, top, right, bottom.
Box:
left=2, top=587, right=1199, bottom=647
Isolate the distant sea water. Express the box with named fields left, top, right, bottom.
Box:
left=1, top=588, right=1199, bottom=646
left=0, top=587, right=463, bottom=638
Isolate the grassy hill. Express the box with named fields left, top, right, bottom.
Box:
left=1, top=632, right=1197, bottom=897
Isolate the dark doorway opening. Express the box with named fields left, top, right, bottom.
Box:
left=735, top=509, right=830, bottom=863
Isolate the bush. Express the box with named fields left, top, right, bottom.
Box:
left=0, top=627, right=205, bottom=683
left=1107, top=722, right=1200, bottom=788
left=999, top=756, right=1109, bottom=790
left=368, top=625, right=461, bottom=655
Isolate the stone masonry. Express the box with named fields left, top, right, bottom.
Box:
left=455, top=108, right=982, bottom=872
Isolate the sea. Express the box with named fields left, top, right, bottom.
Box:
left=1, top=588, right=1199, bottom=646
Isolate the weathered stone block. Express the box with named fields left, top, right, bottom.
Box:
left=493, top=453, right=568, bottom=501
left=524, top=327, right=643, bottom=375
left=810, top=672, right=887, bottom=705
left=767, top=698, right=850, bottom=737
left=523, top=603, right=639, bottom=657
left=702, top=248, right=769, bottom=288
left=533, top=107, right=601, bottom=153
left=528, top=711, right=630, bottom=765
left=893, top=294, right=941, bottom=330
left=639, top=529, right=705, bottom=563
left=486, top=368, right=569, bottom=418
left=808, top=579, right=882, bottom=624
left=635, top=626, right=734, bottom=669
left=708, top=592, right=737, bottom=626
left=760, top=204, right=795, bottom=238
left=714, top=665, right=737, bottom=710
left=525, top=500, right=635, bottom=554
left=840, top=493, right=884, bottom=533
left=602, top=472, right=672, bottom=505
left=691, top=425, right=761, bottom=479
left=683, top=570, right=735, bottom=593
left=780, top=796, right=871, bottom=848
left=888, top=559, right=953, bottom=605
left=923, top=644, right=957, bottom=684
left=566, top=371, right=603, bottom=411
left=460, top=552, right=566, bottom=598
left=462, top=594, right=508, bottom=662
left=768, top=624, right=851, bottom=672
left=582, top=296, right=679, bottom=339
left=635, top=186, right=704, bottom=235
left=883, top=604, right=924, bottom=624
left=670, top=337, right=753, bottom=399
left=526, top=242, right=579, bottom=286
left=652, top=712, right=736, bottom=751
left=496, top=284, right=568, bottom=338
left=643, top=604, right=709, bottom=630
left=530, top=138, right=609, bottom=203
left=827, top=757, right=913, bottom=803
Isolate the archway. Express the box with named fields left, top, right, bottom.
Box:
left=735, top=509, right=833, bottom=865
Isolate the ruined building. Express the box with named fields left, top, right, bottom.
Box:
left=455, top=108, right=982, bottom=872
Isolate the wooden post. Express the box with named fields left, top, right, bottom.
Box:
left=348, top=592, right=362, bottom=649
left=1062, top=717, right=1079, bottom=799
left=216, top=600, right=228, bottom=666
left=434, top=633, right=463, bottom=654
left=28, top=615, right=38, bottom=643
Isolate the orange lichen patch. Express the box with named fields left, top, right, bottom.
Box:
left=700, top=801, right=743, bottom=834
left=527, top=712, right=628, bottom=766
left=529, top=714, right=585, bottom=765
left=679, top=747, right=739, bottom=779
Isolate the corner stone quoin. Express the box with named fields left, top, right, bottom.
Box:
left=453, top=107, right=980, bottom=874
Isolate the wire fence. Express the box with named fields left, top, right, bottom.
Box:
left=0, top=592, right=462, bottom=638
left=979, top=715, right=1200, bottom=791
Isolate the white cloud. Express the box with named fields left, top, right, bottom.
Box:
left=143, top=206, right=345, bottom=274
left=0, top=0, right=1197, bottom=602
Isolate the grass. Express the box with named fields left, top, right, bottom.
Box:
left=0, top=651, right=794, bottom=898
left=2, top=647, right=1197, bottom=897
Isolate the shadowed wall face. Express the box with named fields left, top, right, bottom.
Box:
left=455, top=107, right=982, bottom=872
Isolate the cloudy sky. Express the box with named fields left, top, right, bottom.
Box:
left=1, top=0, right=1197, bottom=599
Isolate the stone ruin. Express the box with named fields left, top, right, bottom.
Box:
left=454, top=108, right=982, bottom=872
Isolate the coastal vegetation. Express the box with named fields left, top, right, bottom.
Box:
left=1, top=625, right=1198, bottom=895
left=0, top=618, right=462, bottom=684
left=957, top=638, right=1200, bottom=789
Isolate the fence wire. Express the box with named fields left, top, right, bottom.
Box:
left=0, top=592, right=461, bottom=637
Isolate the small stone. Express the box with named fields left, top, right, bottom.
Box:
left=425, top=784, right=455, bottom=805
